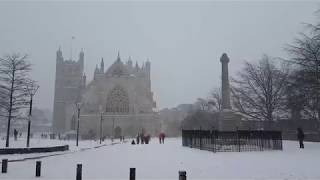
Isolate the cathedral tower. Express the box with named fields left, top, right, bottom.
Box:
left=52, top=47, right=85, bottom=133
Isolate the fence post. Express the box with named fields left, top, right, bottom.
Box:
left=199, top=126, right=202, bottom=150
left=76, top=164, right=82, bottom=180
left=1, top=159, right=8, bottom=173
left=259, top=131, right=263, bottom=151
left=236, top=127, right=240, bottom=152
left=130, top=168, right=136, bottom=180
left=35, top=161, right=41, bottom=177
left=179, top=171, right=187, bottom=180
left=213, top=130, right=216, bottom=153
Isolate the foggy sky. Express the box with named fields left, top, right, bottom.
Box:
left=0, top=1, right=318, bottom=111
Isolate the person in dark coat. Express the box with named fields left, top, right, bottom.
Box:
left=140, top=134, right=145, bottom=144
left=297, top=127, right=305, bottom=149
left=158, top=133, right=162, bottom=144
left=136, top=134, right=140, bottom=144
left=131, top=139, right=136, bottom=145
left=145, top=134, right=150, bottom=144
left=14, top=129, right=18, bottom=141
left=161, top=133, right=165, bottom=144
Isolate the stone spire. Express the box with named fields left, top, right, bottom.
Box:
left=94, top=64, right=99, bottom=80
left=82, top=73, right=86, bottom=88
left=220, top=53, right=231, bottom=109
left=100, top=58, right=104, bottom=73
left=78, top=48, right=84, bottom=71
left=56, top=46, right=63, bottom=62
left=128, top=56, right=133, bottom=67
left=117, top=51, right=121, bottom=62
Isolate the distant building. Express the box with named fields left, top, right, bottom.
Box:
left=52, top=48, right=159, bottom=138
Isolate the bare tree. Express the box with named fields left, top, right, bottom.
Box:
left=194, top=98, right=210, bottom=111
left=286, top=14, right=320, bottom=126
left=231, top=55, right=289, bottom=128
left=208, top=88, right=222, bottom=112
left=0, top=53, right=32, bottom=147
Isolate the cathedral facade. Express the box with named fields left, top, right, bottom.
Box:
left=52, top=48, right=160, bottom=138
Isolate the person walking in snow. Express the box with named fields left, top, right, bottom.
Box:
left=158, top=133, right=162, bottom=144
left=140, top=133, right=145, bottom=144
left=297, top=127, right=305, bottom=149
left=158, top=132, right=165, bottom=144
left=161, top=133, right=165, bottom=144
left=14, top=129, right=18, bottom=141
left=136, top=134, right=140, bottom=144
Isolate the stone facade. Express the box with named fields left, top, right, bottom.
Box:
left=52, top=49, right=160, bottom=138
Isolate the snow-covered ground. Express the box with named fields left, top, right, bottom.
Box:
left=0, top=137, right=115, bottom=161
left=0, top=138, right=319, bottom=180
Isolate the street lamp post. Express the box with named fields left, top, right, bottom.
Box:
left=76, top=102, right=82, bottom=147
left=112, top=117, right=115, bottom=142
left=100, top=112, right=103, bottom=144
left=99, top=105, right=103, bottom=144
left=26, top=81, right=39, bottom=148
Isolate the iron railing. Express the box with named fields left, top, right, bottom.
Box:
left=182, top=130, right=282, bottom=152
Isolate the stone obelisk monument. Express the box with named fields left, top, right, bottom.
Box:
left=221, top=53, right=231, bottom=109
left=219, top=53, right=241, bottom=131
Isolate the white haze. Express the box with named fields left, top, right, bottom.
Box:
left=0, top=1, right=318, bottom=111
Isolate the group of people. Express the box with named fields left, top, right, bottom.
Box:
left=131, top=132, right=166, bottom=145
left=133, top=133, right=151, bottom=144
left=13, top=129, right=22, bottom=140
left=119, top=136, right=125, bottom=142
left=131, top=133, right=151, bottom=145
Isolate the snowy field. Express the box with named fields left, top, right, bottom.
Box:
left=0, top=137, right=115, bottom=161
left=0, top=138, right=319, bottom=180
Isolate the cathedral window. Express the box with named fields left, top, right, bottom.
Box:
left=106, top=86, right=129, bottom=113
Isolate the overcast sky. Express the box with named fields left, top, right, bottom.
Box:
left=0, top=1, right=318, bottom=111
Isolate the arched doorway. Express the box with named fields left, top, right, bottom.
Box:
left=114, top=126, right=122, bottom=138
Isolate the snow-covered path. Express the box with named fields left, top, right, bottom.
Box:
left=0, top=138, right=320, bottom=179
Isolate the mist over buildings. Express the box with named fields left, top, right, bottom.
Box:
left=0, top=1, right=317, bottom=111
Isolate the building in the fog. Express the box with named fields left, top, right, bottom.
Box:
left=52, top=48, right=160, bottom=138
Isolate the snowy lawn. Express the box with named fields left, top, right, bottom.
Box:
left=0, top=138, right=319, bottom=180
left=0, top=137, right=115, bottom=161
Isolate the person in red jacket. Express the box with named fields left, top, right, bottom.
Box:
left=159, top=132, right=165, bottom=144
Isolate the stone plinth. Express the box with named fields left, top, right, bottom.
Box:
left=218, top=110, right=242, bottom=131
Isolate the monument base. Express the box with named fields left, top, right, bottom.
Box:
left=218, top=109, right=243, bottom=131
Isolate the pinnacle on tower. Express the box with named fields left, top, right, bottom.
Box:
left=82, top=73, right=86, bottom=88
left=127, top=56, right=132, bottom=67
left=100, top=57, right=104, bottom=73
left=56, top=46, right=63, bottom=62
left=79, top=49, right=84, bottom=59
left=57, top=46, right=62, bottom=54
left=117, top=51, right=121, bottom=62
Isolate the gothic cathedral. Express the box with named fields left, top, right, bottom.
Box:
left=52, top=48, right=160, bottom=138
